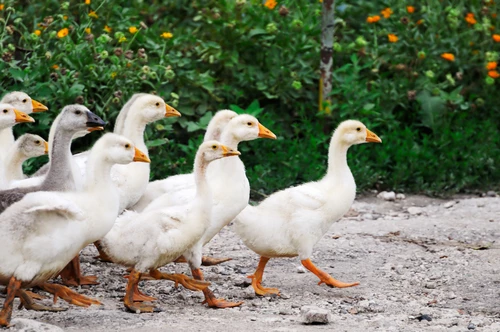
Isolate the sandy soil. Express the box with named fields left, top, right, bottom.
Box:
left=3, top=194, right=500, bottom=332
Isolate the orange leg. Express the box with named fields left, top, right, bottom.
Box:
left=247, top=256, right=280, bottom=296
left=149, top=269, right=210, bottom=291
left=122, top=275, right=157, bottom=302
left=93, top=241, right=114, bottom=263
left=58, top=256, right=99, bottom=287
left=38, top=282, right=101, bottom=307
left=174, top=255, right=232, bottom=266
left=0, top=276, right=21, bottom=327
left=191, top=268, right=243, bottom=309
left=123, top=269, right=155, bottom=313
left=301, top=258, right=360, bottom=288
left=16, top=289, right=65, bottom=312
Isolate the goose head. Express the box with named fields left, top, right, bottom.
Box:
left=200, top=140, right=241, bottom=163
left=17, top=134, right=49, bottom=157
left=57, top=105, right=106, bottom=134
left=334, top=120, right=382, bottom=146
left=204, top=110, right=238, bottom=141
left=1, top=91, right=48, bottom=113
left=134, top=95, right=181, bottom=123
left=225, top=114, right=277, bottom=142
left=94, top=133, right=151, bottom=165
left=0, top=103, right=35, bottom=129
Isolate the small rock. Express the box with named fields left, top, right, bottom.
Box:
left=363, top=213, right=374, bottom=220
left=443, top=201, right=457, bottom=209
left=415, top=314, right=432, bottom=322
left=234, top=276, right=252, bottom=288
left=486, top=191, right=497, bottom=197
left=243, top=287, right=256, bottom=299
left=10, top=318, right=64, bottom=332
left=396, top=193, right=406, bottom=200
left=296, top=265, right=306, bottom=274
left=407, top=207, right=423, bottom=215
left=280, top=293, right=291, bottom=300
left=300, top=306, right=331, bottom=325
left=377, top=191, right=396, bottom=201
left=250, top=317, right=257, bottom=321
left=425, top=282, right=436, bottom=289
left=468, top=322, right=476, bottom=330
left=279, top=308, right=292, bottom=315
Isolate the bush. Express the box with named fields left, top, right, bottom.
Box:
left=0, top=0, right=499, bottom=197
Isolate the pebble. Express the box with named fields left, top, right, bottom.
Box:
left=300, top=306, right=330, bottom=325
left=443, top=201, right=457, bottom=209
left=407, top=207, right=424, bottom=215
left=296, top=265, right=306, bottom=274
left=10, top=318, right=64, bottom=332
left=415, top=314, right=432, bottom=322
left=396, top=193, right=406, bottom=200
left=363, top=213, right=374, bottom=220
left=377, top=191, right=396, bottom=201
left=468, top=322, right=476, bottom=330
left=486, top=191, right=497, bottom=197
left=243, top=287, right=256, bottom=299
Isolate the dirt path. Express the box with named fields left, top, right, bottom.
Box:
left=5, top=195, right=500, bottom=331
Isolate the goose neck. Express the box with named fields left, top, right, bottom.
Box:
left=193, top=153, right=210, bottom=199
left=43, top=128, right=74, bottom=187
left=121, top=112, right=148, bottom=153
left=4, top=145, right=25, bottom=181
left=325, top=135, right=351, bottom=181
left=85, top=154, right=114, bottom=192
left=219, top=131, right=240, bottom=150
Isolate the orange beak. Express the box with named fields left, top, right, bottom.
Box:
left=14, top=109, right=35, bottom=123
left=221, top=145, right=241, bottom=157
left=87, top=126, right=104, bottom=132
left=257, top=123, right=277, bottom=139
left=365, top=128, right=382, bottom=143
left=165, top=104, right=181, bottom=118
left=31, top=99, right=49, bottom=112
left=133, top=147, right=151, bottom=163
left=43, top=141, right=49, bottom=154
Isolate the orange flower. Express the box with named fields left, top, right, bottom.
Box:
left=407, top=6, right=415, bottom=14
left=0, top=4, right=4, bottom=10
left=104, top=25, right=112, bottom=33
left=416, top=19, right=424, bottom=25
left=388, top=34, right=398, bottom=42
left=469, top=41, right=474, bottom=46
left=85, top=0, right=90, bottom=4
left=486, top=62, right=497, bottom=70
left=34, top=30, right=41, bottom=36
left=488, top=70, right=500, bottom=78
left=52, top=64, right=59, bottom=70
left=367, top=15, right=381, bottom=23
left=88, top=10, right=98, bottom=18
left=264, top=0, right=277, bottom=10
left=492, top=13, right=497, bottom=19
left=441, top=53, right=455, bottom=61
left=493, top=34, right=500, bottom=42
left=465, top=13, right=477, bottom=24
left=57, top=28, right=69, bottom=38
left=63, top=15, right=68, bottom=20
left=85, top=27, right=91, bottom=34
left=381, top=8, right=393, bottom=18
left=129, top=26, right=137, bottom=34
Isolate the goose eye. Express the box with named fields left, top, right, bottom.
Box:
left=3, top=109, right=8, bottom=114
left=247, top=122, right=252, bottom=126
left=22, top=99, right=27, bottom=103
left=212, top=145, right=217, bottom=150
left=75, top=110, right=81, bottom=115
left=125, top=144, right=130, bottom=149
left=356, top=127, right=361, bottom=132
left=35, top=140, right=40, bottom=144
left=155, top=102, right=160, bottom=107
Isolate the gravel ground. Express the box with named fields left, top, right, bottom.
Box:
left=3, top=194, right=500, bottom=332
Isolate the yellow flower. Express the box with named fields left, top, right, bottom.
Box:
left=493, top=34, right=500, bottom=42
left=57, top=28, right=69, bottom=38
left=63, top=15, right=68, bottom=20
left=85, top=0, right=90, bottom=4
left=381, top=7, right=393, bottom=19
left=88, top=10, right=98, bottom=18
left=264, top=0, right=277, bottom=10
left=0, top=4, right=4, bottom=10
left=441, top=53, right=455, bottom=62
left=486, top=62, right=497, bottom=70
left=387, top=34, right=398, bottom=42
left=52, top=64, right=59, bottom=70
left=110, top=72, right=117, bottom=79
left=161, top=32, right=173, bottom=39
left=488, top=70, right=500, bottom=78
left=34, top=30, right=41, bottom=36
left=104, top=25, right=112, bottom=33
left=129, top=26, right=137, bottom=34
left=118, top=36, right=127, bottom=43
left=85, top=27, right=91, bottom=34
left=407, top=6, right=415, bottom=14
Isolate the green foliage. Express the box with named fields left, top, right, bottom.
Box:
left=0, top=0, right=499, bottom=197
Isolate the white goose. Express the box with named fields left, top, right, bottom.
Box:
left=234, top=120, right=382, bottom=296
left=99, top=141, right=240, bottom=313
left=0, top=92, right=47, bottom=162
left=0, top=133, right=150, bottom=327
left=132, top=110, right=237, bottom=212
left=142, top=114, right=276, bottom=307
left=3, top=134, right=48, bottom=184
